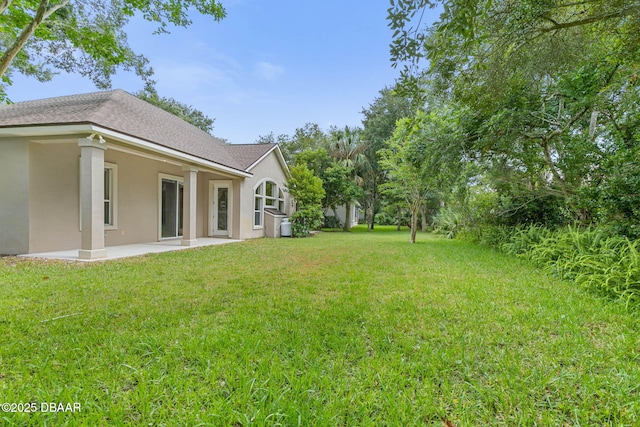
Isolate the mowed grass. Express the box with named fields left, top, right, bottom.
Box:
left=1, top=227, right=639, bottom=426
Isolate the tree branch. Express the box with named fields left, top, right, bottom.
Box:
left=0, top=0, right=70, bottom=80
left=0, top=0, right=13, bottom=16
left=535, top=5, right=640, bottom=35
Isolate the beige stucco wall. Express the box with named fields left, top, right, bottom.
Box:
left=6, top=138, right=288, bottom=254
left=332, top=203, right=360, bottom=228
left=198, top=173, right=242, bottom=239
left=102, top=147, right=237, bottom=245
left=26, top=141, right=185, bottom=252
left=104, top=147, right=180, bottom=247
left=28, top=141, right=81, bottom=252
left=26, top=140, right=241, bottom=253
left=0, top=139, right=30, bottom=255
left=238, top=151, right=291, bottom=240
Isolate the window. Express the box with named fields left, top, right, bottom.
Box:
left=104, top=166, right=115, bottom=227
left=253, top=180, right=284, bottom=228
left=254, top=192, right=263, bottom=227
left=265, top=181, right=276, bottom=207
left=278, top=189, right=285, bottom=212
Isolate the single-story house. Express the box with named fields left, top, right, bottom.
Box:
left=0, top=90, right=291, bottom=259
left=339, top=202, right=362, bottom=228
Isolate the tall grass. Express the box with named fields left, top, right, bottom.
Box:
left=471, top=224, right=640, bottom=310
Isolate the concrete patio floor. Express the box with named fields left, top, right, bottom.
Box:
left=18, top=238, right=243, bottom=262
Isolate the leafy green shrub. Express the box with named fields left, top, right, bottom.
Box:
left=501, top=225, right=554, bottom=256
left=374, top=208, right=410, bottom=226
left=525, top=226, right=611, bottom=275
left=291, top=206, right=324, bottom=237
left=459, top=224, right=512, bottom=248
left=287, top=164, right=325, bottom=238
left=575, top=238, right=640, bottom=309
left=432, top=207, right=464, bottom=238
left=503, top=227, right=640, bottom=308
left=323, top=215, right=341, bottom=229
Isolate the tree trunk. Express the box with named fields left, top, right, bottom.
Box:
left=421, top=204, right=427, bottom=232
left=410, top=208, right=418, bottom=243
left=364, top=198, right=373, bottom=231
left=369, top=181, right=378, bottom=230
left=366, top=193, right=376, bottom=231
left=343, top=203, right=352, bottom=232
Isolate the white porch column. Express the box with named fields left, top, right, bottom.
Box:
left=78, top=137, right=107, bottom=259
left=182, top=165, right=198, bottom=246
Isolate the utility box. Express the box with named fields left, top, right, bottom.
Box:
left=264, top=208, right=288, bottom=237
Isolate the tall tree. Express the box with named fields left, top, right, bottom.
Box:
left=0, top=0, right=226, bottom=100
left=379, top=115, right=432, bottom=243
left=256, top=123, right=328, bottom=164
left=328, top=126, right=367, bottom=231
left=379, top=107, right=464, bottom=242
left=361, top=86, right=413, bottom=230
left=389, top=1, right=640, bottom=89
left=388, top=0, right=640, bottom=228
left=137, top=89, right=215, bottom=134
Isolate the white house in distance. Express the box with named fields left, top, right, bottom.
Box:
left=326, top=203, right=361, bottom=229
left=0, top=90, right=291, bottom=259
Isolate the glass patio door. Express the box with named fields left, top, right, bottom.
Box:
left=161, top=178, right=183, bottom=238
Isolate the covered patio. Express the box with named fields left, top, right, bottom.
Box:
left=18, top=238, right=242, bottom=262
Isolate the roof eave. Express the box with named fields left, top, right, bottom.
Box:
left=0, top=123, right=252, bottom=178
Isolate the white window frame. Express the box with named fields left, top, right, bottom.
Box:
left=104, top=163, right=118, bottom=230
left=209, top=180, right=234, bottom=236
left=158, top=173, right=184, bottom=240
left=254, top=183, right=264, bottom=229
left=253, top=179, right=284, bottom=229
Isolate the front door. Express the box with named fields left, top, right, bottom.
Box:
left=211, top=181, right=233, bottom=236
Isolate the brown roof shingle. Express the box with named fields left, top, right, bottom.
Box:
left=0, top=89, right=276, bottom=173
left=225, top=143, right=277, bottom=170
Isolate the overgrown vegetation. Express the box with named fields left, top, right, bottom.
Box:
left=465, top=224, right=640, bottom=310
left=1, top=229, right=639, bottom=425
left=379, top=1, right=640, bottom=243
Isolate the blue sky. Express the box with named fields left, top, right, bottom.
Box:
left=6, top=1, right=438, bottom=144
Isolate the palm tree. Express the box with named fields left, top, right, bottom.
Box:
left=328, top=126, right=370, bottom=231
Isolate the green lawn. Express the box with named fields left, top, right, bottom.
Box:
left=1, top=228, right=638, bottom=426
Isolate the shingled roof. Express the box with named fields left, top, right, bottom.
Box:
left=0, top=89, right=277, bottom=173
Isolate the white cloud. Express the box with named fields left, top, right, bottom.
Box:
left=254, top=61, right=284, bottom=81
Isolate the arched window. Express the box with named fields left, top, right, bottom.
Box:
left=254, top=180, right=284, bottom=228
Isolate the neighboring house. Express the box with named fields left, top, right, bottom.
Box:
left=326, top=202, right=361, bottom=229
left=0, top=90, right=291, bottom=259
left=336, top=202, right=360, bottom=227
